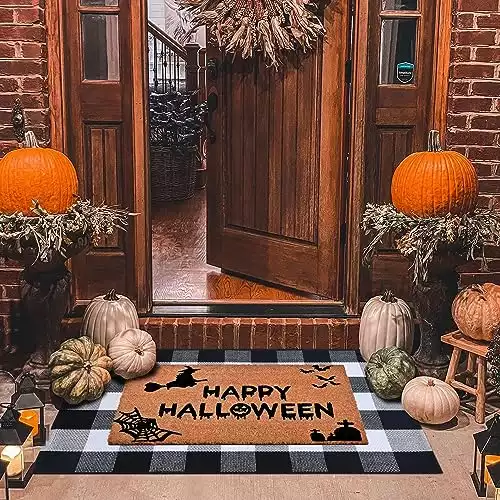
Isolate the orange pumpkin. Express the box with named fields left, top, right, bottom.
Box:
left=452, top=283, right=500, bottom=342
left=0, top=131, right=78, bottom=216
left=391, top=130, right=478, bottom=217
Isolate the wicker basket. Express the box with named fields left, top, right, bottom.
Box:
left=150, top=145, right=197, bottom=202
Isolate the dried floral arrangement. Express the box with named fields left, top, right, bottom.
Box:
left=362, top=203, right=500, bottom=284
left=178, top=0, right=326, bottom=68
left=0, top=199, right=131, bottom=263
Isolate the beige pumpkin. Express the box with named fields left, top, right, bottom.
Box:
left=81, top=289, right=140, bottom=347
left=359, top=290, right=414, bottom=362
left=402, top=377, right=460, bottom=425
left=108, top=328, right=157, bottom=380
left=452, top=283, right=500, bottom=342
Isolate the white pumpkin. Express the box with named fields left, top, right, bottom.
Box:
left=359, top=290, right=414, bottom=362
left=81, top=289, right=140, bottom=347
left=108, top=328, right=157, bottom=379
left=402, top=376, right=460, bottom=425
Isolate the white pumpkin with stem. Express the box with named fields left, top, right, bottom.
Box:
left=108, top=328, right=157, bottom=380
left=81, top=289, right=140, bottom=347
left=359, top=290, right=414, bottom=362
left=402, top=376, right=460, bottom=425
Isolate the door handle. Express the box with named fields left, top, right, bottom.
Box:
left=205, top=91, right=218, bottom=144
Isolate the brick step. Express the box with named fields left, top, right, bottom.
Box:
left=61, top=317, right=360, bottom=350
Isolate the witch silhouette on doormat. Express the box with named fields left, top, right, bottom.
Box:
left=145, top=366, right=208, bottom=392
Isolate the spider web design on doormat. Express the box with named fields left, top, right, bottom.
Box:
left=34, top=350, right=442, bottom=474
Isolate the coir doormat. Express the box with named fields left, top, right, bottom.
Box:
left=108, top=364, right=367, bottom=445
left=35, top=350, right=442, bottom=474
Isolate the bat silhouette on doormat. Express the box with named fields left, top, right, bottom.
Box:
left=144, top=366, right=208, bottom=392
left=312, top=375, right=340, bottom=388
left=299, top=365, right=333, bottom=374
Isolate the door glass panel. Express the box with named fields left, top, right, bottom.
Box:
left=81, top=14, right=120, bottom=80
left=382, top=0, right=417, bottom=10
left=379, top=18, right=417, bottom=84
left=81, top=0, right=119, bottom=5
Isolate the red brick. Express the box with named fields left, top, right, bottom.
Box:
left=300, top=318, right=314, bottom=349
left=221, top=318, right=235, bottom=349
left=458, top=0, right=499, bottom=12
left=476, top=14, right=500, bottom=28
left=454, top=30, right=497, bottom=46
left=175, top=318, right=191, bottom=349
left=1, top=0, right=44, bottom=5
left=252, top=318, right=268, bottom=349
left=455, top=13, right=475, bottom=29
left=0, top=8, right=14, bottom=23
left=345, top=320, right=359, bottom=350
left=314, top=319, right=329, bottom=349
left=0, top=93, right=48, bottom=109
left=0, top=299, right=20, bottom=315
left=0, top=25, right=45, bottom=42
left=450, top=97, right=493, bottom=113
left=476, top=48, right=500, bottom=63
left=479, top=178, right=500, bottom=193
left=190, top=317, right=205, bottom=349
left=268, top=318, right=285, bottom=349
left=0, top=59, right=46, bottom=76
left=0, top=269, right=21, bottom=285
left=472, top=81, right=500, bottom=97
left=238, top=318, right=252, bottom=349
left=448, top=130, right=497, bottom=146
left=0, top=141, right=18, bottom=157
left=14, top=6, right=44, bottom=24
left=451, top=46, right=472, bottom=63
left=160, top=318, right=176, bottom=349
left=21, top=75, right=46, bottom=92
left=448, top=145, right=468, bottom=155
left=0, top=77, right=20, bottom=93
left=471, top=115, right=500, bottom=130
left=284, top=318, right=300, bottom=349
left=204, top=317, right=221, bottom=349
left=449, top=81, right=469, bottom=96
left=476, top=194, right=493, bottom=208
left=0, top=42, right=16, bottom=58
left=474, top=162, right=495, bottom=176
left=447, top=114, right=468, bottom=129
left=329, top=320, right=346, bottom=350
left=452, top=63, right=495, bottom=79
left=20, top=42, right=46, bottom=58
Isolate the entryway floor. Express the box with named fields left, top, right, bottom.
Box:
left=152, top=189, right=325, bottom=302
left=13, top=410, right=481, bottom=499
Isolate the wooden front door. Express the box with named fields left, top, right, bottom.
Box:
left=206, top=3, right=350, bottom=299
left=64, top=0, right=149, bottom=310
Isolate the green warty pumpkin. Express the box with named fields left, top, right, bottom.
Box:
left=49, top=336, right=113, bottom=405
left=365, top=346, right=417, bottom=400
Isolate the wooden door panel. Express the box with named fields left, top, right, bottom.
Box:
left=207, top=2, right=348, bottom=299
left=65, top=0, right=135, bottom=303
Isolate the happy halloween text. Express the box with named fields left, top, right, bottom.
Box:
left=158, top=385, right=336, bottom=420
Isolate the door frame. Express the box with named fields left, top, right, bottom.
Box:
left=46, top=0, right=453, bottom=316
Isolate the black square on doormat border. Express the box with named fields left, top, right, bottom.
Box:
left=35, top=349, right=442, bottom=475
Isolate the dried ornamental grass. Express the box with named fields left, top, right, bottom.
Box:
left=0, top=199, right=132, bottom=263
left=362, top=203, right=500, bottom=284
left=178, top=0, right=326, bottom=68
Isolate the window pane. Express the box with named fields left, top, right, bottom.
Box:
left=81, top=14, right=120, bottom=80
left=81, top=0, right=119, bottom=5
left=382, top=0, right=418, bottom=10
left=379, top=18, right=417, bottom=84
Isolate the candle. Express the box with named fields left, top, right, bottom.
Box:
left=1, top=446, right=24, bottom=477
left=486, top=455, right=500, bottom=484
left=19, top=410, right=39, bottom=438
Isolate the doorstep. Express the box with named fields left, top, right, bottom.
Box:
left=61, top=317, right=360, bottom=350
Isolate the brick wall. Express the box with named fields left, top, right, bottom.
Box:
left=0, top=0, right=49, bottom=356
left=447, top=0, right=500, bottom=211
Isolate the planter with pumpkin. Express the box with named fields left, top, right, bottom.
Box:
left=0, top=104, right=131, bottom=391
left=363, top=130, right=500, bottom=378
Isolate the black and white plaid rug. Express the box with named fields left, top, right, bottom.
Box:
left=35, top=350, right=441, bottom=474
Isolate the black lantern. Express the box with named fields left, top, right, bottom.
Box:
left=472, top=414, right=500, bottom=496
left=11, top=373, right=46, bottom=446
left=0, top=406, right=35, bottom=489
left=0, top=460, right=9, bottom=500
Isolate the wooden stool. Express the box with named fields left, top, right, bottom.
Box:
left=441, top=331, right=489, bottom=424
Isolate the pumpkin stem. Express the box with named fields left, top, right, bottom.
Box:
left=104, top=289, right=119, bottom=301
left=135, top=348, right=144, bottom=356
left=427, top=379, right=435, bottom=387
left=23, top=131, right=39, bottom=148
left=427, top=130, right=442, bottom=152
left=381, top=290, right=397, bottom=303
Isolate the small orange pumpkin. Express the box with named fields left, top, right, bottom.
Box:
left=391, top=130, right=478, bottom=217
left=0, top=131, right=78, bottom=216
left=452, top=283, right=500, bottom=341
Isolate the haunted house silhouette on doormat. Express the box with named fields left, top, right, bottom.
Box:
left=310, top=419, right=363, bottom=442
